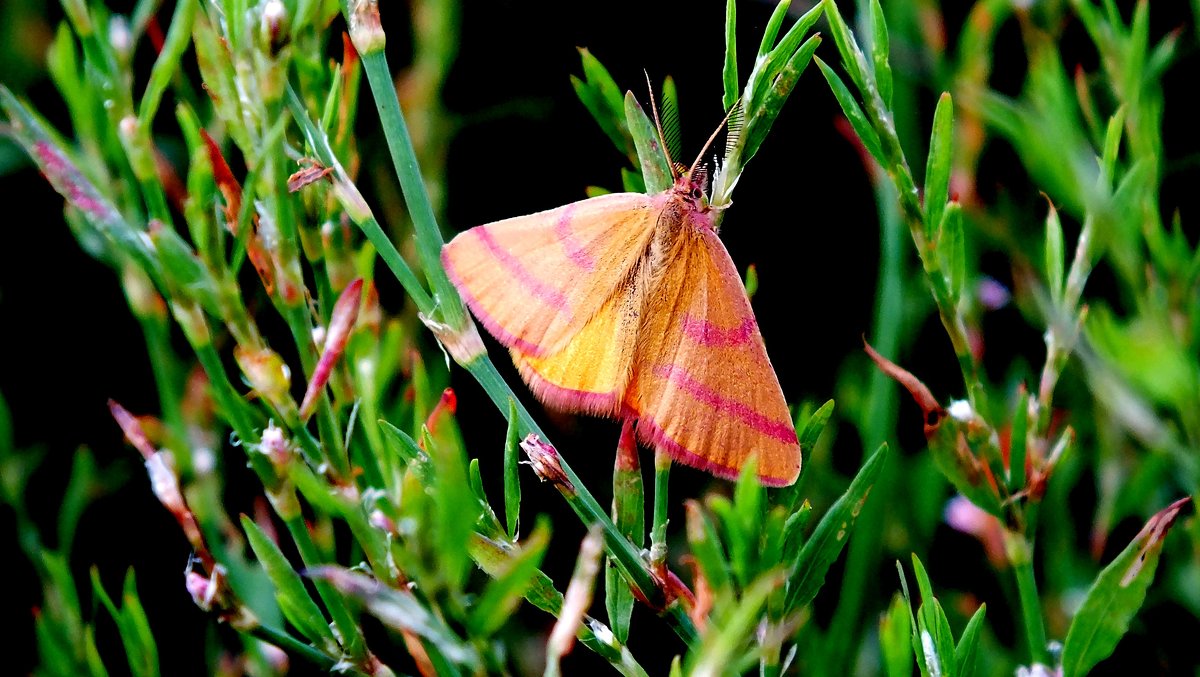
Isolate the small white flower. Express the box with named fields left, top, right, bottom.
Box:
left=947, top=399, right=974, bottom=422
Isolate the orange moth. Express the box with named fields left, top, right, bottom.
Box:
left=442, top=101, right=800, bottom=486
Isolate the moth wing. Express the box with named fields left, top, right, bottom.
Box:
left=511, top=273, right=644, bottom=417
left=625, top=230, right=801, bottom=486
left=442, top=192, right=660, bottom=357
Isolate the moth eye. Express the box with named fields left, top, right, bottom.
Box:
left=690, top=188, right=702, bottom=200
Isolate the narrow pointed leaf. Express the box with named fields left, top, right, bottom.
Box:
left=469, top=518, right=551, bottom=637
left=955, top=603, right=988, bottom=677
left=1009, top=390, right=1029, bottom=492
left=625, top=91, right=673, bottom=193
left=722, top=0, right=738, bottom=110
left=1061, top=497, right=1191, bottom=677
left=869, top=0, right=892, bottom=105
left=688, top=571, right=784, bottom=675
left=786, top=443, right=887, bottom=610
left=757, top=0, right=793, bottom=58
left=924, top=93, right=954, bottom=240
left=1044, top=200, right=1065, bottom=304
left=880, top=593, right=913, bottom=677
left=816, top=57, right=884, bottom=165
left=686, top=499, right=733, bottom=598
left=940, top=202, right=965, bottom=299
left=504, top=399, right=522, bottom=539
left=607, top=420, right=644, bottom=643
left=241, top=515, right=339, bottom=653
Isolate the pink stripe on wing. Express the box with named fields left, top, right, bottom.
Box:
left=442, top=246, right=549, bottom=357
left=651, top=364, right=796, bottom=443
left=476, top=228, right=570, bottom=309
left=516, top=359, right=620, bottom=416
left=634, top=416, right=794, bottom=487
left=553, top=205, right=595, bottom=271
left=680, top=315, right=757, bottom=346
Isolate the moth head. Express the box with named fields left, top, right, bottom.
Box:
left=674, top=165, right=711, bottom=211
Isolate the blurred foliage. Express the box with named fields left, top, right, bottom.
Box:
left=1, top=0, right=1198, bottom=675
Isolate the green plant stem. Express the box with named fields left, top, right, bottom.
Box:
left=284, top=85, right=436, bottom=316
left=248, top=622, right=355, bottom=674
left=192, top=342, right=260, bottom=451
left=463, top=354, right=699, bottom=644
left=135, top=312, right=186, bottom=454
left=650, top=451, right=671, bottom=569
left=356, top=48, right=467, bottom=331
left=283, top=513, right=369, bottom=662
left=1006, top=530, right=1048, bottom=664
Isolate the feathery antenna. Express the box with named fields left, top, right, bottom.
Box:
left=644, top=71, right=678, bottom=181
left=688, top=98, right=742, bottom=177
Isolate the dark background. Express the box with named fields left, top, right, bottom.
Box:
left=2, top=0, right=1196, bottom=674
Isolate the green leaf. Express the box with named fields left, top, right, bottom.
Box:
left=572, top=48, right=633, bottom=161
left=379, top=420, right=432, bottom=484
left=880, top=593, right=913, bottom=677
left=869, top=0, right=892, bottom=106
left=150, top=224, right=222, bottom=317
left=940, top=202, right=965, bottom=300
left=823, top=0, right=871, bottom=96
left=743, top=34, right=822, bottom=164
left=722, top=0, right=738, bottom=110
left=625, top=91, right=673, bottom=193
left=58, top=449, right=111, bottom=558
left=743, top=263, right=758, bottom=299
left=137, top=0, right=197, bottom=126
left=785, top=443, right=887, bottom=610
left=1061, top=497, right=1190, bottom=677
left=780, top=500, right=812, bottom=557
left=709, top=494, right=751, bottom=588
left=1009, top=390, right=1029, bottom=492
left=924, top=93, right=954, bottom=240
left=733, top=457, right=765, bottom=562
left=751, top=2, right=825, bottom=110
left=685, top=500, right=733, bottom=598
left=815, top=57, right=884, bottom=165
left=504, top=399, right=522, bottom=540
left=687, top=570, right=784, bottom=675
left=241, top=515, right=339, bottom=653
left=425, top=426, right=476, bottom=593
left=911, top=555, right=955, bottom=677
left=1100, top=106, right=1125, bottom=188
left=955, top=603, right=988, bottom=677
left=91, top=568, right=160, bottom=677
left=1044, top=199, right=1065, bottom=304
left=800, top=399, right=835, bottom=454
left=469, top=517, right=551, bottom=637
left=756, top=0, right=793, bottom=59
left=607, top=422, right=644, bottom=644
left=775, top=398, right=834, bottom=511
left=315, top=567, right=478, bottom=671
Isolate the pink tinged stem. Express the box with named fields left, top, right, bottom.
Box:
left=109, top=399, right=212, bottom=566
left=108, top=399, right=158, bottom=460
left=300, top=278, right=363, bottom=421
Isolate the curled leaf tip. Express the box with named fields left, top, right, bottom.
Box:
left=862, top=338, right=945, bottom=435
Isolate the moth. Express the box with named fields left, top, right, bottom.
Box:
left=442, top=99, right=800, bottom=486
